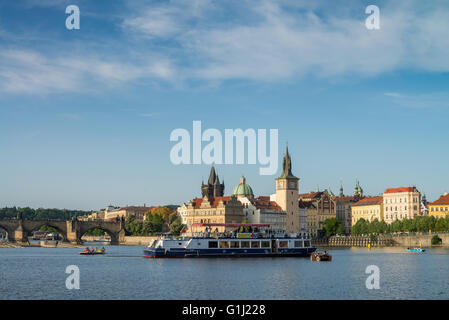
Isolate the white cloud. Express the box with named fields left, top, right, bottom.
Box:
left=1, top=0, right=449, bottom=94
left=0, top=49, right=175, bottom=94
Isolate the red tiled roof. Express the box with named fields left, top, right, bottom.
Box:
left=255, top=196, right=282, bottom=211
left=120, top=206, right=152, bottom=212
left=298, top=192, right=323, bottom=200
left=352, top=196, right=383, bottom=207
left=429, top=194, right=449, bottom=206
left=333, top=196, right=361, bottom=202
left=298, top=199, right=316, bottom=209
left=384, top=187, right=417, bottom=194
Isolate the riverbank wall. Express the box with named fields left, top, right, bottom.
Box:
left=318, top=233, right=449, bottom=248
left=122, top=236, right=158, bottom=245
left=81, top=235, right=158, bottom=245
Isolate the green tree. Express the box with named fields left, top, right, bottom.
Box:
left=435, top=218, right=447, bottom=232
left=151, top=213, right=164, bottom=233
left=84, top=228, right=105, bottom=236
left=323, top=218, right=342, bottom=237
left=150, top=206, right=173, bottom=221
left=125, top=215, right=142, bottom=235
left=336, top=224, right=345, bottom=235
left=390, top=220, right=403, bottom=233
left=39, top=225, right=58, bottom=233
left=141, top=220, right=153, bottom=235
left=169, top=217, right=184, bottom=235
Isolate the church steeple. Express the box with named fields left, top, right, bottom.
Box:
left=353, top=179, right=363, bottom=197
left=339, top=180, right=344, bottom=197
left=202, top=166, right=224, bottom=198
left=278, top=146, right=297, bottom=179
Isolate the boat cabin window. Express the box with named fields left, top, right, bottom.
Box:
left=241, top=241, right=250, bottom=248
left=294, top=241, right=303, bottom=248
left=230, top=241, right=240, bottom=248
left=220, top=241, right=230, bottom=248
left=261, top=241, right=270, bottom=248
left=208, top=241, right=218, bottom=248
left=304, top=240, right=310, bottom=247
left=251, top=241, right=260, bottom=248
left=279, top=241, right=289, bottom=248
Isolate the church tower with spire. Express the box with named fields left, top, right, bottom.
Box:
left=275, top=146, right=300, bottom=234
left=201, top=166, right=225, bottom=199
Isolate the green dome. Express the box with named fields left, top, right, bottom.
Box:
left=232, top=176, right=254, bottom=196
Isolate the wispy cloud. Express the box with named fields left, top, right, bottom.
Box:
left=384, top=92, right=449, bottom=109
left=0, top=49, right=175, bottom=94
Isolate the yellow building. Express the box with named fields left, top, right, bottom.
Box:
left=428, top=193, right=449, bottom=218
left=351, top=196, right=384, bottom=226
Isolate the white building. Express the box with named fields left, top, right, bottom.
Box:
left=383, top=186, right=421, bottom=223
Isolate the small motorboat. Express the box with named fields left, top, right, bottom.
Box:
left=93, top=247, right=106, bottom=255
left=80, top=247, right=95, bottom=255
left=311, top=251, right=332, bottom=261
left=406, top=247, right=425, bottom=253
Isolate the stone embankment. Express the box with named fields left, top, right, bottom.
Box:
left=318, top=232, right=449, bottom=247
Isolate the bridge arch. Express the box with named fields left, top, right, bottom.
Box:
left=78, top=227, right=116, bottom=243
left=24, top=222, right=68, bottom=242
left=0, top=221, right=15, bottom=241
left=0, top=225, right=10, bottom=241
left=77, top=221, right=124, bottom=245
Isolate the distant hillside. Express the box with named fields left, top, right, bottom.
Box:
left=0, top=207, right=93, bottom=220
left=163, top=205, right=180, bottom=211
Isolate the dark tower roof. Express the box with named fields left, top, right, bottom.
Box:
left=202, top=166, right=225, bottom=198
left=208, top=166, right=218, bottom=185
left=278, top=146, right=298, bottom=179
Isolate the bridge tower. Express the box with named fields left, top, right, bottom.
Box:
left=66, top=219, right=80, bottom=244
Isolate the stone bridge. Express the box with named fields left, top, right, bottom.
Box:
left=0, top=218, right=125, bottom=245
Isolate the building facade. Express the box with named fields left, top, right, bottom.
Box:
left=351, top=196, right=384, bottom=226
left=299, top=191, right=336, bottom=237
left=103, top=205, right=151, bottom=222
left=383, top=187, right=421, bottom=223
left=428, top=193, right=449, bottom=218
left=182, top=195, right=245, bottom=236
left=334, top=195, right=362, bottom=234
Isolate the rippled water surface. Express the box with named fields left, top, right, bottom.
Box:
left=1, top=244, right=449, bottom=299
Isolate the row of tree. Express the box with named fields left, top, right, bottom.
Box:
left=352, top=216, right=449, bottom=235
left=321, top=215, right=449, bottom=237
left=0, top=207, right=92, bottom=220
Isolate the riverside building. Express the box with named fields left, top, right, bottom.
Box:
left=428, top=192, right=449, bottom=218
left=383, top=187, right=421, bottom=223
left=351, top=196, right=384, bottom=225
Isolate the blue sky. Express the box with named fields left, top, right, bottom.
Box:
left=0, top=0, right=448, bottom=210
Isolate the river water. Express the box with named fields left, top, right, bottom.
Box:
left=1, top=244, right=449, bottom=300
